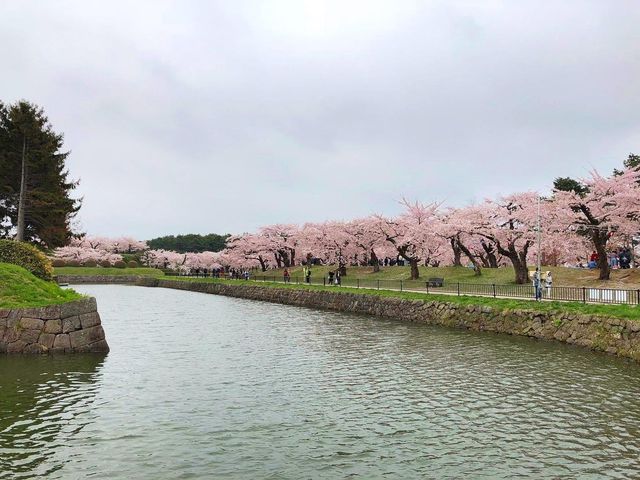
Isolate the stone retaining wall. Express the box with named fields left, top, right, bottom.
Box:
left=56, top=275, right=140, bottom=284
left=0, top=298, right=109, bottom=354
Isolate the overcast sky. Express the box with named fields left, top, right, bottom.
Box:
left=2, top=1, right=639, bottom=239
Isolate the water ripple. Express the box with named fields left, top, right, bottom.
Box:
left=1, top=284, right=640, bottom=478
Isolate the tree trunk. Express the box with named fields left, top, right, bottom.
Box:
left=457, top=241, right=482, bottom=276
left=409, top=259, right=419, bottom=280
left=478, top=253, right=490, bottom=268
left=593, top=230, right=610, bottom=280
left=509, top=253, right=529, bottom=284
left=450, top=238, right=462, bottom=267
left=481, top=241, right=499, bottom=268
left=16, top=136, right=27, bottom=242
left=371, top=249, right=380, bottom=273
left=259, top=256, right=267, bottom=272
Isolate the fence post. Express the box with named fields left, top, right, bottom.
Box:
left=582, top=287, right=586, bottom=304
left=357, top=278, right=360, bottom=289
left=492, top=284, right=496, bottom=298
left=457, top=282, right=460, bottom=296
left=426, top=281, right=429, bottom=294
left=637, top=289, right=640, bottom=305
left=323, top=277, right=326, bottom=286
left=400, top=280, right=403, bottom=292
left=377, top=280, right=380, bottom=290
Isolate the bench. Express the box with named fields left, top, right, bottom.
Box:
left=427, top=277, right=444, bottom=287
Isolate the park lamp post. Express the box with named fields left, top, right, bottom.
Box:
left=535, top=196, right=542, bottom=280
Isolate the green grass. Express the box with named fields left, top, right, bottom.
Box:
left=251, top=265, right=640, bottom=289
left=54, top=267, right=165, bottom=277
left=52, top=264, right=640, bottom=289
left=162, top=277, right=640, bottom=321
left=0, top=263, right=83, bottom=309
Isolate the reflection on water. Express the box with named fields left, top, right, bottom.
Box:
left=0, top=354, right=105, bottom=478
left=1, top=284, right=640, bottom=479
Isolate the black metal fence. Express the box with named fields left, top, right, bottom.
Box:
left=245, top=274, right=640, bottom=306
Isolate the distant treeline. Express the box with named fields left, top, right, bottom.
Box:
left=147, top=233, right=230, bottom=253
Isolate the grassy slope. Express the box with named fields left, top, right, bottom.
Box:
left=252, top=265, right=640, bottom=289
left=55, top=267, right=165, bottom=277
left=52, top=265, right=640, bottom=288
left=0, top=263, right=83, bottom=309
left=164, top=277, right=640, bottom=321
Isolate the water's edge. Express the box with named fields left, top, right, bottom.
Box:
left=57, top=275, right=640, bottom=362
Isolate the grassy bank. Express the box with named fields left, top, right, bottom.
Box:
left=0, top=263, right=83, bottom=309
left=52, top=265, right=640, bottom=288
left=161, top=277, right=640, bottom=321
left=252, top=265, right=640, bottom=289
left=54, top=267, right=165, bottom=277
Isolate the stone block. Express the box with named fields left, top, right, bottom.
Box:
left=4, top=327, right=19, bottom=343
left=44, top=319, right=63, bottom=334
left=38, top=333, right=56, bottom=349
left=20, top=328, right=41, bottom=344
left=18, top=305, right=61, bottom=320
left=20, top=317, right=44, bottom=330
left=62, top=316, right=81, bottom=333
left=69, top=325, right=105, bottom=349
left=6, top=340, right=27, bottom=353
left=60, top=298, right=97, bottom=319
left=0, top=309, right=10, bottom=318
left=79, top=312, right=101, bottom=329
left=53, top=334, right=70, bottom=351
left=77, top=339, right=110, bottom=353
left=23, top=343, right=47, bottom=354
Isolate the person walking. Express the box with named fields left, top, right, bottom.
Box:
left=305, top=267, right=312, bottom=284
left=283, top=268, right=290, bottom=283
left=328, top=270, right=334, bottom=285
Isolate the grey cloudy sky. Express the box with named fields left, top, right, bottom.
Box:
left=2, top=0, right=639, bottom=239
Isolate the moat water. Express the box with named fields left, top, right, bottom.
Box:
left=1, top=285, right=640, bottom=479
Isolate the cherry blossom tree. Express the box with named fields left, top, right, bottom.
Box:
left=300, top=221, right=358, bottom=275
left=71, top=236, right=147, bottom=253
left=258, top=224, right=300, bottom=268
left=225, top=233, right=271, bottom=271
left=344, top=217, right=390, bottom=273
left=552, top=168, right=640, bottom=280
left=52, top=246, right=123, bottom=265
left=470, top=192, right=542, bottom=284
left=376, top=200, right=442, bottom=280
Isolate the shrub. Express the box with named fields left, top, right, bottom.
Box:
left=100, top=260, right=111, bottom=268
left=51, top=259, right=66, bottom=267
left=113, top=260, right=126, bottom=268
left=0, top=239, right=53, bottom=280
left=127, top=260, right=138, bottom=268
left=83, top=259, right=97, bottom=267
left=66, top=260, right=80, bottom=267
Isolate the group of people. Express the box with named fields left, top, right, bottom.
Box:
left=228, top=268, right=250, bottom=280
left=327, top=270, right=341, bottom=286
left=532, top=268, right=553, bottom=301
left=282, top=267, right=344, bottom=285
left=585, top=249, right=634, bottom=269
left=285, top=266, right=312, bottom=283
